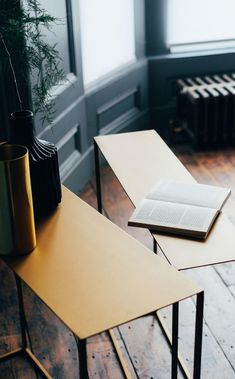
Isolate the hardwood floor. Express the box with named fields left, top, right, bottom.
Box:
left=1, top=143, right=235, bottom=378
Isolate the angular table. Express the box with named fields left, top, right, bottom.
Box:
left=94, top=129, right=235, bottom=377
left=94, top=129, right=235, bottom=270
left=1, top=187, right=203, bottom=378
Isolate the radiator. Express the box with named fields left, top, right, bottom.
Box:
left=176, top=74, right=235, bottom=149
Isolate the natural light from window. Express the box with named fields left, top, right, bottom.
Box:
left=167, top=0, right=235, bottom=52
left=79, top=0, right=135, bottom=86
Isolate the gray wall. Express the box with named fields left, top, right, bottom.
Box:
left=39, top=58, right=150, bottom=194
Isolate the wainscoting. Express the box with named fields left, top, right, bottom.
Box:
left=36, top=60, right=150, bottom=195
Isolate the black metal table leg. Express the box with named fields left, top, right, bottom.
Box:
left=0, top=274, right=52, bottom=378
left=75, top=336, right=89, bottom=378
left=153, top=239, right=158, bottom=254
left=15, top=274, right=28, bottom=349
left=172, top=302, right=179, bottom=379
left=94, top=140, right=103, bottom=214
left=193, top=291, right=204, bottom=379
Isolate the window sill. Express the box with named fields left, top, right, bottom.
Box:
left=148, top=47, right=235, bottom=61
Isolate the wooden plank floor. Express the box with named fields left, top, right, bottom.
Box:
left=1, top=143, right=235, bottom=378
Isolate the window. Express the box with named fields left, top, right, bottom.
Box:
left=166, top=0, right=235, bottom=53
left=79, top=0, right=135, bottom=86
left=29, top=0, right=70, bottom=74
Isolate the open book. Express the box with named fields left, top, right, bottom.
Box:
left=128, top=179, right=231, bottom=239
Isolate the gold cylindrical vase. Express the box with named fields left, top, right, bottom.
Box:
left=0, top=144, right=36, bottom=256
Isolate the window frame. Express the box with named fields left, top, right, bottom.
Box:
left=145, top=0, right=235, bottom=57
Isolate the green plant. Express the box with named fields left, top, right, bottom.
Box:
left=0, top=0, right=65, bottom=123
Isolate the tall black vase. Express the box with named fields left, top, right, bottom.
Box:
left=9, top=110, right=62, bottom=220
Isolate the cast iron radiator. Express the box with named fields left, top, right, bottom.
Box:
left=176, top=74, right=235, bottom=149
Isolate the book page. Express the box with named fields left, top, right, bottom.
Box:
left=130, top=199, right=217, bottom=232
left=147, top=179, right=231, bottom=210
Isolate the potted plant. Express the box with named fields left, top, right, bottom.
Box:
left=0, top=0, right=65, bottom=122
left=0, top=0, right=66, bottom=219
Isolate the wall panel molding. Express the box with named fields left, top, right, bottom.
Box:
left=44, top=60, right=150, bottom=194
left=85, top=59, right=149, bottom=144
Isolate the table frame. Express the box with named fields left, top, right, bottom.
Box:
left=1, top=181, right=204, bottom=379
left=0, top=271, right=203, bottom=379
left=0, top=273, right=89, bottom=379
left=94, top=139, right=204, bottom=379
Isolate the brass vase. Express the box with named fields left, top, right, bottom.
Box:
left=0, top=144, right=36, bottom=256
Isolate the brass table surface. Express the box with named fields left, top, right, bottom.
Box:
left=5, top=187, right=201, bottom=339
left=95, top=130, right=235, bottom=270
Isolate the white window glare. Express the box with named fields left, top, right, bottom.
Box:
left=167, top=0, right=235, bottom=51
left=79, top=0, right=135, bottom=86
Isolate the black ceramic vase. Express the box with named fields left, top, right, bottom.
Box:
left=9, top=110, right=62, bottom=220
